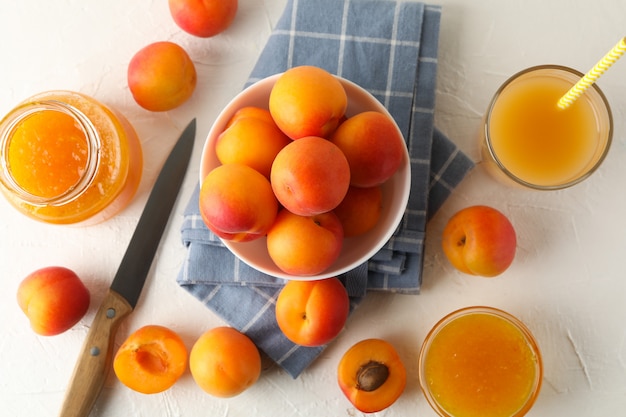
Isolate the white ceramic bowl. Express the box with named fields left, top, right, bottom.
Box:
left=200, top=73, right=411, bottom=280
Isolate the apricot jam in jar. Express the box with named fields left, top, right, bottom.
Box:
left=0, top=91, right=142, bottom=225
left=419, top=306, right=543, bottom=417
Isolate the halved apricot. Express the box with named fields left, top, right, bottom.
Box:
left=113, top=325, right=188, bottom=394
left=189, top=326, right=261, bottom=397
left=337, top=338, right=407, bottom=413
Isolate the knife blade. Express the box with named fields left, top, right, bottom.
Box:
left=58, top=118, right=196, bottom=417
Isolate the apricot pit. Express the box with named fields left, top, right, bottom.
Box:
left=357, top=360, right=389, bottom=392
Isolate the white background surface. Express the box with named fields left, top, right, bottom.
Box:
left=1, top=1, right=625, bottom=416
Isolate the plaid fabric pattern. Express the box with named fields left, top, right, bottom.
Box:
left=177, top=0, right=474, bottom=378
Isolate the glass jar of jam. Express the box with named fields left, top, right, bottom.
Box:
left=419, top=306, right=543, bottom=417
left=0, top=90, right=143, bottom=225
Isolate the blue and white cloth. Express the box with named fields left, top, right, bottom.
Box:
left=177, top=0, right=474, bottom=378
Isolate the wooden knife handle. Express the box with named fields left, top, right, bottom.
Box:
left=58, top=289, right=133, bottom=417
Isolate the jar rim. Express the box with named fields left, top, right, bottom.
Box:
left=0, top=99, right=101, bottom=206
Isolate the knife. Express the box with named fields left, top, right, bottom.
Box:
left=58, top=118, right=196, bottom=417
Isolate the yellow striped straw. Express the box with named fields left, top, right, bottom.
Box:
left=558, top=37, right=626, bottom=110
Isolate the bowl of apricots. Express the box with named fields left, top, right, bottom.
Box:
left=199, top=65, right=411, bottom=280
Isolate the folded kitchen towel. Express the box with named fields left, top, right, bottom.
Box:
left=177, top=0, right=474, bottom=378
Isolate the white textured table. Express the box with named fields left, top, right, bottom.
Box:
left=1, top=1, right=625, bottom=416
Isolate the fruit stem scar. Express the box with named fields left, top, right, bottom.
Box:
left=457, top=236, right=466, bottom=247
left=356, top=360, right=389, bottom=392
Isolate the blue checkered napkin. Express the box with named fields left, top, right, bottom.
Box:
left=177, top=0, right=474, bottom=378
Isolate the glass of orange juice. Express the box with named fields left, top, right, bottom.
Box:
left=481, top=65, right=612, bottom=190
left=419, top=306, right=543, bottom=417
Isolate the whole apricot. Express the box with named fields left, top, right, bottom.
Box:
left=216, top=108, right=291, bottom=178
left=337, top=338, right=407, bottom=413
left=331, top=111, right=405, bottom=187
left=267, top=209, right=344, bottom=276
left=225, top=106, right=275, bottom=128
left=275, top=278, right=349, bottom=347
left=190, top=327, right=261, bottom=397
left=113, top=325, right=188, bottom=394
left=269, top=66, right=347, bottom=139
left=199, top=164, right=278, bottom=242
left=169, top=0, right=238, bottom=38
left=271, top=136, right=350, bottom=216
left=17, top=266, right=90, bottom=336
left=441, top=205, right=517, bottom=277
left=333, top=185, right=383, bottom=237
left=128, top=41, right=197, bottom=112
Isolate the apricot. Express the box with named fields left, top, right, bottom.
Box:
left=113, top=325, right=188, bottom=394
left=169, top=0, right=238, bottom=38
left=275, top=278, right=349, bottom=347
left=17, top=266, right=90, bottom=336
left=330, top=111, right=405, bottom=187
left=127, top=41, right=197, bottom=112
left=216, top=108, right=291, bottom=178
left=271, top=136, right=350, bottom=216
left=337, top=338, right=407, bottom=413
left=441, top=205, right=517, bottom=277
left=199, top=164, right=278, bottom=242
left=269, top=66, right=347, bottom=139
left=267, top=209, right=344, bottom=276
left=333, top=185, right=383, bottom=237
left=190, top=327, right=261, bottom=397
left=225, top=106, right=275, bottom=128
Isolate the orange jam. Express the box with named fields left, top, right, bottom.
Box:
left=0, top=91, right=142, bottom=225
left=419, top=307, right=542, bottom=417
